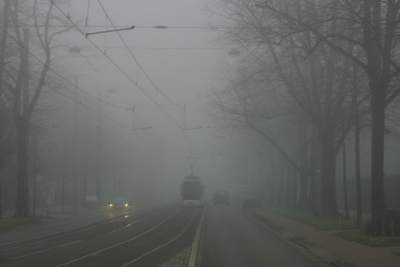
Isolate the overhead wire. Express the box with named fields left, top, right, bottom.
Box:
left=96, top=0, right=183, bottom=110
left=2, top=59, right=127, bottom=131
left=131, top=107, right=168, bottom=154
left=3, top=10, right=146, bottom=113
left=2, top=30, right=162, bottom=152
left=5, top=0, right=185, bottom=134
left=90, top=0, right=199, bottom=161
left=49, top=1, right=214, bottom=164
left=49, top=0, right=183, bottom=130
left=182, top=103, right=205, bottom=174
left=50, top=89, right=161, bottom=152
left=1, top=24, right=266, bottom=30
left=183, top=104, right=193, bottom=155
left=3, top=30, right=132, bottom=113
left=85, top=0, right=91, bottom=27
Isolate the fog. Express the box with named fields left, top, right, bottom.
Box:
left=3, top=0, right=400, bottom=216
left=26, top=0, right=255, bottom=208
left=5, top=3, right=400, bottom=267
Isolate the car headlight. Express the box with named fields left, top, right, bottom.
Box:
left=124, top=203, right=129, bottom=207
left=109, top=204, right=114, bottom=207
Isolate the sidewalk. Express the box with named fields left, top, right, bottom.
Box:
left=251, top=208, right=400, bottom=267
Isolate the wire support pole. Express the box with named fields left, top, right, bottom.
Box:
left=86, top=26, right=135, bottom=37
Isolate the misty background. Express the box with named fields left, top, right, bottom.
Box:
left=1, top=0, right=262, bottom=213
left=1, top=0, right=400, bottom=219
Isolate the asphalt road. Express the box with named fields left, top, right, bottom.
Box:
left=0, top=205, right=201, bottom=267
left=0, top=202, right=325, bottom=267
left=202, top=203, right=320, bottom=267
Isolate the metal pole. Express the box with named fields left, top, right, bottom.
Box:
left=73, top=76, right=78, bottom=211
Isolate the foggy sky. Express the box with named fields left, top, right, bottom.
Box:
left=35, top=0, right=400, bottom=206
left=38, top=0, right=254, bottom=203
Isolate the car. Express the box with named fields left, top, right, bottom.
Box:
left=109, top=196, right=130, bottom=210
left=213, top=190, right=230, bottom=206
left=84, top=195, right=99, bottom=208
left=242, top=196, right=262, bottom=209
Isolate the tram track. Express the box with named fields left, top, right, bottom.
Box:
left=0, top=205, right=202, bottom=267
left=120, top=208, right=199, bottom=267
left=56, top=208, right=184, bottom=266
left=0, top=206, right=166, bottom=256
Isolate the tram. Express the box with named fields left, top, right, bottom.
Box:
left=180, top=175, right=204, bottom=207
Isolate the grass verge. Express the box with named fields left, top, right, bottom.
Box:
left=271, top=206, right=356, bottom=230
left=337, top=229, right=400, bottom=247
left=270, top=206, right=400, bottom=247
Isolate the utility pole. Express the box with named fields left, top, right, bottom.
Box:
left=61, top=136, right=67, bottom=214
left=95, top=93, right=103, bottom=205
left=187, top=156, right=197, bottom=175
left=82, top=93, right=88, bottom=206
left=73, top=76, right=78, bottom=211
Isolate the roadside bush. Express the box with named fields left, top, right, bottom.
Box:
left=366, top=209, right=400, bottom=236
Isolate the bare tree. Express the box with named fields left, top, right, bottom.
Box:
left=0, top=0, right=12, bottom=220
left=251, top=0, right=400, bottom=231
left=3, top=0, right=69, bottom=217
left=210, top=56, right=315, bottom=208
left=209, top=0, right=360, bottom=214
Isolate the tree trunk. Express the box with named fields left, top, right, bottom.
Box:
left=284, top=164, right=296, bottom=207
left=370, top=87, right=386, bottom=224
left=296, top=116, right=311, bottom=210
left=277, top=164, right=285, bottom=205
left=320, top=131, right=338, bottom=214
left=297, top=169, right=310, bottom=210
left=308, top=129, right=320, bottom=211
left=15, top=121, right=30, bottom=217
left=14, top=29, right=31, bottom=218
left=342, top=141, right=349, bottom=220
left=266, top=154, right=276, bottom=205
left=354, top=91, right=363, bottom=225
left=0, top=0, right=12, bottom=220
left=364, top=0, right=386, bottom=228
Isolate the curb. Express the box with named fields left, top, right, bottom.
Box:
left=188, top=207, right=206, bottom=267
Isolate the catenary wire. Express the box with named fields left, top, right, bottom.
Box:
left=52, top=0, right=202, bottom=167
left=0, top=41, right=161, bottom=152
left=49, top=0, right=184, bottom=130
left=96, top=0, right=183, bottom=110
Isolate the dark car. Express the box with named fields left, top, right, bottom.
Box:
left=213, top=190, right=230, bottom=206
left=243, top=196, right=262, bottom=209
left=84, top=195, right=99, bottom=208
left=109, top=196, right=130, bottom=210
